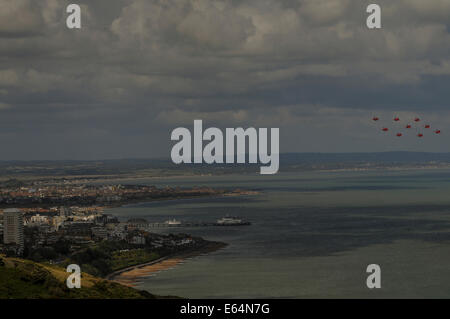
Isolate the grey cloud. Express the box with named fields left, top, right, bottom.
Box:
left=0, top=0, right=44, bottom=37
left=0, top=0, right=450, bottom=159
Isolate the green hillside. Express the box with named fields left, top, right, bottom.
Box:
left=0, top=255, right=155, bottom=299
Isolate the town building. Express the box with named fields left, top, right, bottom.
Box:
left=3, top=208, right=24, bottom=255
left=127, top=218, right=149, bottom=231
left=91, top=226, right=108, bottom=240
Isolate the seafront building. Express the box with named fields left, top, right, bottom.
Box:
left=3, top=208, right=24, bottom=255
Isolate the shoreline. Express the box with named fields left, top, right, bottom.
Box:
left=108, top=190, right=259, bottom=209
left=0, top=190, right=258, bottom=210
left=107, top=241, right=227, bottom=287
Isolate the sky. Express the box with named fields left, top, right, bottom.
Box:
left=1, top=0, right=450, bottom=160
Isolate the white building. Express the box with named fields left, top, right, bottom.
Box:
left=30, top=214, right=49, bottom=225
left=52, top=216, right=66, bottom=231
left=129, top=235, right=146, bottom=245
left=3, top=208, right=24, bottom=255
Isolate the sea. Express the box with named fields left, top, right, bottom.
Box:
left=104, top=169, right=450, bottom=298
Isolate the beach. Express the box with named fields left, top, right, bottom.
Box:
left=109, top=241, right=227, bottom=287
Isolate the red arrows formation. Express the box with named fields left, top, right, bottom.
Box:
left=372, top=116, right=441, bottom=138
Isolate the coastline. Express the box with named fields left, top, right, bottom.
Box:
left=0, top=189, right=258, bottom=210
left=107, top=190, right=259, bottom=209
left=108, top=241, right=227, bottom=287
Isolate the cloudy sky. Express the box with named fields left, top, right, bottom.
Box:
left=1, top=0, right=450, bottom=160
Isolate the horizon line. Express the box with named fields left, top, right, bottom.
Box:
left=1, top=151, right=450, bottom=163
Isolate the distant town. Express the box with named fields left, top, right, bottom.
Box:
left=0, top=178, right=255, bottom=208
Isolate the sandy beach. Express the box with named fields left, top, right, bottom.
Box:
left=112, top=257, right=186, bottom=287
left=110, top=242, right=227, bottom=287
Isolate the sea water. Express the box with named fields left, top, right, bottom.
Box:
left=105, top=169, right=450, bottom=298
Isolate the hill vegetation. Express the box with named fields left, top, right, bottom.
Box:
left=0, top=255, right=156, bottom=299
left=63, top=241, right=161, bottom=278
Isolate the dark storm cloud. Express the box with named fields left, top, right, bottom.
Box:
left=1, top=0, right=450, bottom=159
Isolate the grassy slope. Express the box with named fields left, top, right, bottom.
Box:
left=0, top=255, right=156, bottom=299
